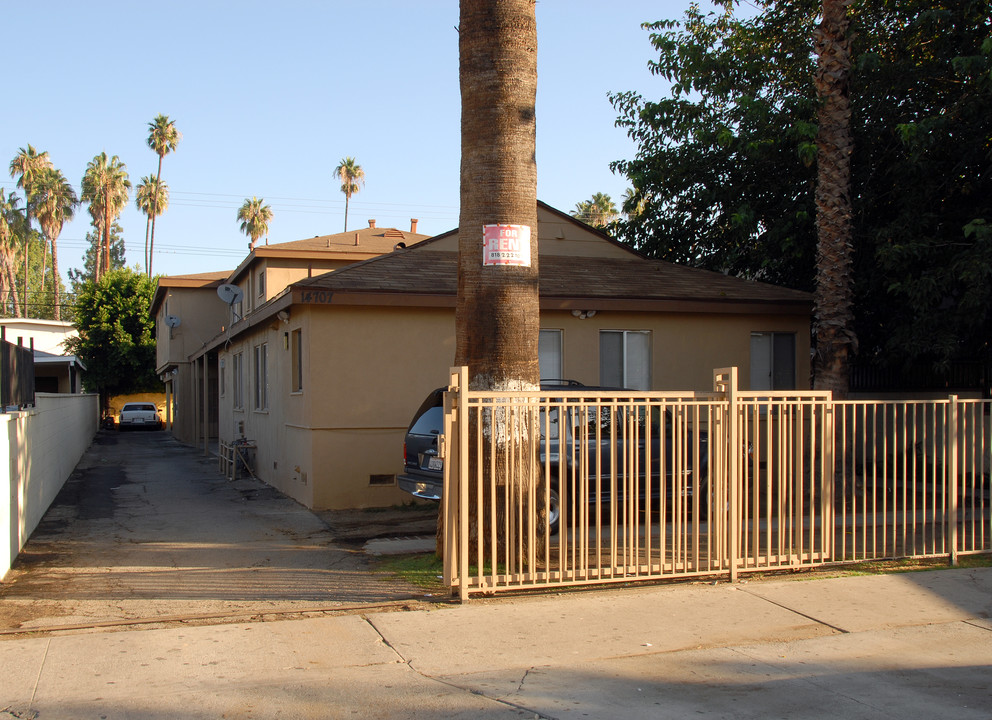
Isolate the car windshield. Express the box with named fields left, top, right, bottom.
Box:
left=124, top=404, right=156, bottom=412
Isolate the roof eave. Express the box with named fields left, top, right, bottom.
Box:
left=288, top=288, right=812, bottom=315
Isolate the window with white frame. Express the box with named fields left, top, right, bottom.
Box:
left=539, top=329, right=563, bottom=381
left=599, top=330, right=651, bottom=390
left=750, top=332, right=796, bottom=390
left=232, top=352, right=244, bottom=409
left=291, top=329, right=303, bottom=392
left=257, top=269, right=266, bottom=299
left=253, top=343, right=268, bottom=410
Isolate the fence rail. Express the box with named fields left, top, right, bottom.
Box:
left=441, top=367, right=992, bottom=600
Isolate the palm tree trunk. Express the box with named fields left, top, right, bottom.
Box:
left=149, top=214, right=157, bottom=276
left=40, top=240, right=47, bottom=294
left=7, top=259, right=21, bottom=317
left=103, top=203, right=111, bottom=276
left=50, top=235, right=60, bottom=321
left=812, top=0, right=855, bottom=397
left=343, top=193, right=350, bottom=232
left=449, top=0, right=542, bottom=560
left=0, top=264, right=7, bottom=314
left=150, top=155, right=164, bottom=277
left=22, top=237, right=29, bottom=318
left=144, top=214, right=151, bottom=277
left=93, top=219, right=103, bottom=285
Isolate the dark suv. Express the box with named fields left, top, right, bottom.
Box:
left=398, top=384, right=709, bottom=533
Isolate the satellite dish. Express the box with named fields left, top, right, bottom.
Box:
left=217, top=284, right=244, bottom=305
left=164, top=315, right=181, bottom=328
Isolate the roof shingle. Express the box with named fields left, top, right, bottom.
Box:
left=292, top=248, right=811, bottom=309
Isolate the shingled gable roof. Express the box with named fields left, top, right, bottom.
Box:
left=287, top=245, right=812, bottom=315
left=226, top=225, right=431, bottom=283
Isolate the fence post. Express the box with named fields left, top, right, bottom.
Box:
left=948, top=395, right=959, bottom=566
left=442, top=366, right=471, bottom=602
left=727, top=368, right=740, bottom=582
left=823, top=402, right=835, bottom=561
left=442, top=367, right=458, bottom=593
left=714, top=367, right=740, bottom=582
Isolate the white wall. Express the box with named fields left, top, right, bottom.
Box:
left=1, top=393, right=99, bottom=581
left=0, top=319, right=77, bottom=355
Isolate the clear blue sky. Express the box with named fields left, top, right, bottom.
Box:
left=1, top=1, right=712, bottom=281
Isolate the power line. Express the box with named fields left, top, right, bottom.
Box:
left=0, top=180, right=458, bottom=216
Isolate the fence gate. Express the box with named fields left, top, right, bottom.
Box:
left=441, top=367, right=992, bottom=600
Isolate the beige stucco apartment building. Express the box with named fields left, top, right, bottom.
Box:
left=169, top=203, right=812, bottom=511
left=152, top=223, right=430, bottom=446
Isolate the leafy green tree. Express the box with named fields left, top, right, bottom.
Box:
left=81, top=152, right=131, bottom=280
left=237, top=197, right=272, bottom=250
left=68, top=221, right=125, bottom=290
left=32, top=167, right=78, bottom=321
left=571, top=192, right=619, bottom=228
left=334, top=157, right=365, bottom=231
left=146, top=115, right=181, bottom=277
left=610, top=0, right=992, bottom=372
left=135, top=176, right=168, bottom=275
left=65, top=268, right=161, bottom=409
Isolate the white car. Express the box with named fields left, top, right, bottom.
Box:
left=118, top=402, right=162, bottom=430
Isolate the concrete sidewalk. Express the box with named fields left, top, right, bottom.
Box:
left=2, top=566, right=990, bottom=719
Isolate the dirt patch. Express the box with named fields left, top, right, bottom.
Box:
left=316, top=505, right=438, bottom=544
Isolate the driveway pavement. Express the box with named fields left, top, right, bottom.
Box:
left=0, top=430, right=427, bottom=632
left=2, top=429, right=991, bottom=719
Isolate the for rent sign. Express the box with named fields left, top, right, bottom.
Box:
left=482, top=224, right=531, bottom=267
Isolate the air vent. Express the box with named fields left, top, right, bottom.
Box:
left=383, top=228, right=404, bottom=239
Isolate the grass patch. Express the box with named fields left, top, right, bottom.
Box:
left=376, top=552, right=509, bottom=596
left=378, top=553, right=447, bottom=595
left=798, top=553, right=992, bottom=580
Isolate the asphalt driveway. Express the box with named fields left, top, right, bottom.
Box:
left=0, top=429, right=431, bottom=633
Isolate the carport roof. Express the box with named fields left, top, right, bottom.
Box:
left=288, top=247, right=812, bottom=315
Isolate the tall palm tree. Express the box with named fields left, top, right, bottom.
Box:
left=135, top=175, right=169, bottom=276
left=9, top=145, right=52, bottom=315
left=81, top=152, right=131, bottom=277
left=32, top=168, right=78, bottom=321
left=812, top=0, right=855, bottom=396
left=451, top=0, right=542, bottom=557
left=570, top=192, right=618, bottom=228
left=237, top=197, right=272, bottom=251
left=333, top=157, right=365, bottom=231
left=0, top=190, right=24, bottom=316
left=146, top=115, right=181, bottom=277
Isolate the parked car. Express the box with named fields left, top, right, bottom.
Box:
left=398, top=384, right=709, bottom=532
left=118, top=402, right=162, bottom=431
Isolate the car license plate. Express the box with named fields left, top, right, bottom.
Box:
left=427, top=456, right=443, bottom=471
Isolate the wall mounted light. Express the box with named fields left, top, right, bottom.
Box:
left=571, top=309, right=598, bottom=320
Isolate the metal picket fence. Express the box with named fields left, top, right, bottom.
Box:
left=439, top=367, right=992, bottom=601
